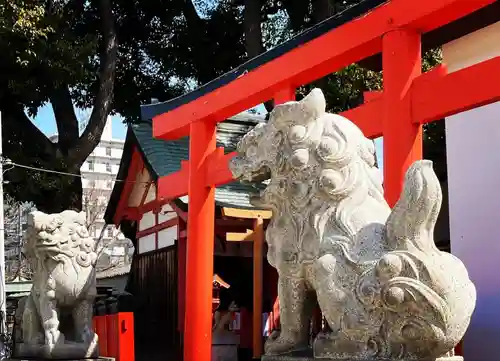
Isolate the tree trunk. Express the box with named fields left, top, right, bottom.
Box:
left=3, top=0, right=117, bottom=215
left=244, top=0, right=263, bottom=58
left=243, top=0, right=276, bottom=112
left=36, top=168, right=84, bottom=213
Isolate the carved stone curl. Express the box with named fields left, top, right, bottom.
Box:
left=229, top=88, right=476, bottom=361
left=15, top=211, right=99, bottom=359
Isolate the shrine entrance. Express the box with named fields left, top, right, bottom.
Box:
left=139, top=1, right=500, bottom=360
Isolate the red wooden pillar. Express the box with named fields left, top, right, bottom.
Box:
left=253, top=216, right=264, bottom=359
left=177, top=220, right=187, bottom=334
left=382, top=29, right=423, bottom=206
left=184, top=121, right=217, bottom=361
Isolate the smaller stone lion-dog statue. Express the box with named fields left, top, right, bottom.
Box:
left=229, top=88, right=476, bottom=361
left=16, top=210, right=99, bottom=359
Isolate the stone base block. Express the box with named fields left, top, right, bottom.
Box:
left=14, top=333, right=99, bottom=359
left=211, top=344, right=238, bottom=361
left=262, top=355, right=464, bottom=361
left=6, top=357, right=115, bottom=361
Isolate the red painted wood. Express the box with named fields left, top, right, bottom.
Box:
left=152, top=0, right=494, bottom=140
left=157, top=160, right=189, bottom=199
left=136, top=217, right=178, bottom=239
left=183, top=121, right=217, bottom=361
left=117, top=312, right=135, bottom=361
left=413, top=56, right=500, bottom=124
left=114, top=150, right=143, bottom=225
left=205, top=149, right=236, bottom=187
left=149, top=54, right=500, bottom=203
left=177, top=223, right=187, bottom=333
left=274, top=87, right=296, bottom=104
left=95, top=316, right=108, bottom=356
left=106, top=314, right=119, bottom=359
left=138, top=199, right=188, bottom=221
left=382, top=29, right=422, bottom=207
left=253, top=217, right=264, bottom=358
left=121, top=207, right=141, bottom=221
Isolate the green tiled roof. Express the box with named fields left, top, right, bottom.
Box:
left=105, top=112, right=267, bottom=223
left=132, top=115, right=265, bottom=209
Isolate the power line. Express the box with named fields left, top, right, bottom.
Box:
left=0, top=158, right=151, bottom=185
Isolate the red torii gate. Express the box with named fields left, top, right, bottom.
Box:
left=141, top=0, right=500, bottom=360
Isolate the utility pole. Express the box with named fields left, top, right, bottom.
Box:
left=18, top=204, right=22, bottom=279
left=0, top=111, right=6, bottom=359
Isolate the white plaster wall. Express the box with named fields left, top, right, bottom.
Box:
left=138, top=234, right=156, bottom=254
left=158, top=225, right=178, bottom=249
left=443, top=21, right=500, bottom=361
left=139, top=211, right=156, bottom=231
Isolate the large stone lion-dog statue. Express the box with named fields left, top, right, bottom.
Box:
left=229, top=88, right=476, bottom=361
left=16, top=210, right=99, bottom=359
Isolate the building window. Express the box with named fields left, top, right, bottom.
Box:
left=106, top=147, right=112, bottom=156
left=107, top=228, right=113, bottom=238
left=107, top=180, right=113, bottom=189
left=88, top=161, right=94, bottom=171
left=106, top=163, right=111, bottom=172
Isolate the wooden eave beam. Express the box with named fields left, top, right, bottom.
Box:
left=221, top=207, right=272, bottom=220
left=139, top=182, right=152, bottom=207
left=226, top=229, right=254, bottom=242
left=113, top=150, right=144, bottom=225
left=156, top=56, right=500, bottom=201
left=139, top=198, right=188, bottom=222
left=153, top=0, right=494, bottom=140
left=122, top=207, right=141, bottom=222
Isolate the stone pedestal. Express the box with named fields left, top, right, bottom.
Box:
left=211, top=331, right=239, bottom=361
left=262, top=356, right=463, bottom=361
left=6, top=357, right=115, bottom=361
left=15, top=333, right=99, bottom=359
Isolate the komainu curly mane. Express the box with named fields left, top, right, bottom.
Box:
left=230, top=88, right=476, bottom=361
left=18, top=210, right=98, bottom=359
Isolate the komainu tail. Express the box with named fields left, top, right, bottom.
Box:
left=378, top=160, right=476, bottom=359
left=385, top=160, right=442, bottom=253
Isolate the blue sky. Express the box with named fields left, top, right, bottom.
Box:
left=31, top=103, right=127, bottom=140
left=32, top=103, right=384, bottom=171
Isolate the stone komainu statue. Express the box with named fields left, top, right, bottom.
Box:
left=16, top=210, right=99, bottom=359
left=230, top=88, right=476, bottom=361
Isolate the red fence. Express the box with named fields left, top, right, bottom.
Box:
left=93, top=312, right=135, bottom=361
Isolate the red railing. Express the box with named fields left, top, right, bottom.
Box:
left=93, top=312, right=135, bottom=361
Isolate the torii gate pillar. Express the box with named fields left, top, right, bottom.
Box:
left=444, top=21, right=500, bottom=361
left=183, top=121, right=217, bottom=361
